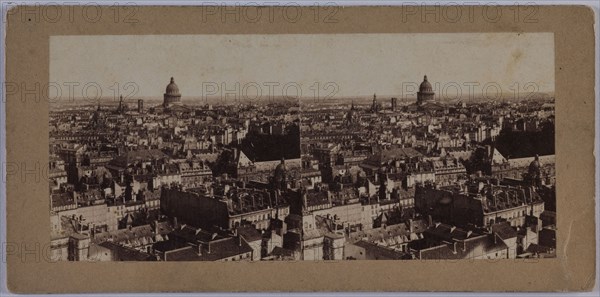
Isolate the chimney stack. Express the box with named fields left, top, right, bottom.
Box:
left=302, top=191, right=308, bottom=210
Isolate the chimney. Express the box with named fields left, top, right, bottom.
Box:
left=428, top=215, right=433, bottom=227
left=408, top=219, right=414, bottom=233
left=452, top=242, right=457, bottom=254
left=302, top=192, right=308, bottom=210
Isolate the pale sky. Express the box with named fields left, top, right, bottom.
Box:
left=50, top=33, right=554, bottom=100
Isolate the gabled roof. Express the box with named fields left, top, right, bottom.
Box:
left=491, top=148, right=508, bottom=164
left=237, top=225, right=263, bottom=242
left=491, top=222, right=518, bottom=240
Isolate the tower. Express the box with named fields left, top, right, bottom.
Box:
left=417, top=75, right=435, bottom=105
left=345, top=100, right=357, bottom=125
left=117, top=95, right=125, bottom=113
left=391, top=97, right=398, bottom=111
left=371, top=93, right=379, bottom=112
left=163, top=77, right=182, bottom=108
left=137, top=99, right=144, bottom=113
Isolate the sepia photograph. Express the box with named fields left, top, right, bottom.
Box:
left=46, top=33, right=557, bottom=262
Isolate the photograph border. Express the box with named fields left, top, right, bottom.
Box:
left=4, top=4, right=596, bottom=293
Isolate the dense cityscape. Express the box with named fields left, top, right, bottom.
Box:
left=49, top=76, right=556, bottom=261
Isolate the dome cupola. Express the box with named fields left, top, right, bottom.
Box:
left=165, top=77, right=180, bottom=95
left=419, top=75, right=434, bottom=93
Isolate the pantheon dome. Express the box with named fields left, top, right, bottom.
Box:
left=417, top=75, right=435, bottom=105
left=163, top=77, right=182, bottom=107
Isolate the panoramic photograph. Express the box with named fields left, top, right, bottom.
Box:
left=47, top=33, right=556, bottom=261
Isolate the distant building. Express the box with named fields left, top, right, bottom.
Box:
left=391, top=97, right=398, bottom=111
left=417, top=75, right=435, bottom=105
left=371, top=93, right=381, bottom=112
left=163, top=77, right=182, bottom=108
left=116, top=95, right=128, bottom=114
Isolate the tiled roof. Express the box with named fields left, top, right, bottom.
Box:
left=237, top=225, right=263, bottom=242
left=491, top=222, right=518, bottom=240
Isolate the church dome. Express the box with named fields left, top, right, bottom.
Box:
left=419, top=75, right=433, bottom=93
left=165, top=77, right=180, bottom=95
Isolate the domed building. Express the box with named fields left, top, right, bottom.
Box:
left=163, top=77, right=182, bottom=108
left=417, top=75, right=435, bottom=105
